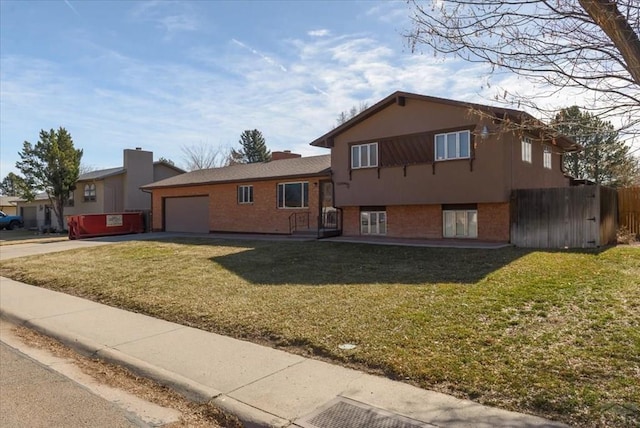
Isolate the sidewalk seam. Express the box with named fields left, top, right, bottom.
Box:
left=224, top=358, right=307, bottom=395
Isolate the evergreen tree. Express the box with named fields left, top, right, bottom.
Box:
left=229, top=130, right=271, bottom=164
left=552, top=106, right=639, bottom=187
left=16, top=127, right=83, bottom=230
left=0, top=172, right=27, bottom=196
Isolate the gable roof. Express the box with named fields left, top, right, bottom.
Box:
left=142, top=155, right=331, bottom=189
left=78, top=167, right=125, bottom=181
left=154, top=160, right=186, bottom=174
left=77, top=162, right=185, bottom=182
left=0, top=196, right=19, bottom=206
left=310, top=91, right=579, bottom=151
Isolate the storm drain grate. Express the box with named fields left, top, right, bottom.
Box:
left=295, top=397, right=435, bottom=428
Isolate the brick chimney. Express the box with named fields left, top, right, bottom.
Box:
left=272, top=150, right=302, bottom=161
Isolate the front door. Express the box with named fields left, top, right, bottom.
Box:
left=319, top=180, right=337, bottom=230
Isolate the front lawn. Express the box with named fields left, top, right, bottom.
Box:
left=0, top=229, right=68, bottom=246
left=1, top=239, right=638, bottom=427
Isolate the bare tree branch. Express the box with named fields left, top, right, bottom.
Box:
left=406, top=0, right=640, bottom=136
left=181, top=143, right=227, bottom=171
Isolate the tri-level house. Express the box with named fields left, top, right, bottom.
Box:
left=143, top=91, right=579, bottom=243
left=310, top=91, right=579, bottom=242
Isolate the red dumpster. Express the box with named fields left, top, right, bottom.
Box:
left=67, top=212, right=145, bottom=240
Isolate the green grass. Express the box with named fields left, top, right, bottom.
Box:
left=1, top=238, right=638, bottom=427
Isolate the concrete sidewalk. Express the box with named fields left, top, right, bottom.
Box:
left=0, top=277, right=566, bottom=428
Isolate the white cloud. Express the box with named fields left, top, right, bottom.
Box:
left=129, top=1, right=199, bottom=38
left=3, top=16, right=636, bottom=176
left=308, top=29, right=330, bottom=37
left=231, top=39, right=288, bottom=72
left=365, top=2, right=412, bottom=24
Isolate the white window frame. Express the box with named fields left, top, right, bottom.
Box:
left=443, top=210, right=478, bottom=238
left=434, top=130, right=471, bottom=161
left=543, top=145, right=552, bottom=169
left=238, top=185, right=253, bottom=204
left=277, top=182, right=309, bottom=209
left=84, top=183, right=96, bottom=202
left=351, top=142, right=378, bottom=169
left=360, top=211, right=386, bottom=235
left=522, top=137, right=532, bottom=163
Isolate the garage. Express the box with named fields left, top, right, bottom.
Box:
left=164, top=196, right=210, bottom=233
left=20, top=206, right=37, bottom=229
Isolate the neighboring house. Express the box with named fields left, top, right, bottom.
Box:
left=17, top=148, right=184, bottom=230
left=309, top=91, right=579, bottom=241
left=142, top=152, right=331, bottom=234
left=0, top=196, right=19, bottom=216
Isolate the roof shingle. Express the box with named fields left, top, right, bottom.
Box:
left=142, top=154, right=331, bottom=189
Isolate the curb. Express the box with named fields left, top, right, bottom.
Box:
left=0, top=308, right=291, bottom=428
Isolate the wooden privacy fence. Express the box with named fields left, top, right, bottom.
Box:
left=511, top=186, right=617, bottom=248
left=618, top=186, right=640, bottom=237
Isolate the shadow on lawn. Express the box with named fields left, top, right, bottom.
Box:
left=88, top=233, right=614, bottom=286
left=206, top=240, right=533, bottom=285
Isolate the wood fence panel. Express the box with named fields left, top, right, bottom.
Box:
left=511, top=186, right=613, bottom=248
left=618, top=186, right=640, bottom=236
left=600, top=186, right=618, bottom=245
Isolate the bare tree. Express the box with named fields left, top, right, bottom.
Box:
left=336, top=102, right=369, bottom=126
left=406, top=1, right=640, bottom=136
left=181, top=143, right=227, bottom=171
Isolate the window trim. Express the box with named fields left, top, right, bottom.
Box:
left=443, top=209, right=478, bottom=239
left=351, top=142, right=378, bottom=169
left=522, top=137, right=532, bottom=163
left=277, top=181, right=309, bottom=209
left=83, top=183, right=96, bottom=202
left=543, top=145, right=552, bottom=169
left=360, top=210, right=387, bottom=235
left=237, top=185, right=254, bottom=204
left=434, top=130, right=471, bottom=161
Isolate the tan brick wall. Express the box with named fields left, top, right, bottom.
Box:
left=386, top=205, right=442, bottom=238
left=477, top=202, right=510, bottom=242
left=342, top=206, right=360, bottom=236
left=151, top=176, right=325, bottom=233
left=341, top=203, right=511, bottom=242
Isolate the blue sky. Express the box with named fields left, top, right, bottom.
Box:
left=1, top=0, right=631, bottom=176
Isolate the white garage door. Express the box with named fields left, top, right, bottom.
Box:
left=164, top=196, right=209, bottom=233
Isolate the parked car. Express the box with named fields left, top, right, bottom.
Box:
left=0, top=210, right=23, bottom=230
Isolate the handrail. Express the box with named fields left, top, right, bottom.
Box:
left=289, top=212, right=310, bottom=234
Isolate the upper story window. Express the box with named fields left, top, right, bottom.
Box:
left=277, top=182, right=308, bottom=209
left=83, top=183, right=96, bottom=202
left=522, top=137, right=532, bottom=163
left=435, top=130, right=470, bottom=161
left=238, top=185, right=253, bottom=204
left=543, top=145, right=552, bottom=169
left=351, top=142, right=378, bottom=169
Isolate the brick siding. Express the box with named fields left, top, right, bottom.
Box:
left=151, top=177, right=325, bottom=233
left=341, top=202, right=511, bottom=242
left=477, top=202, right=510, bottom=241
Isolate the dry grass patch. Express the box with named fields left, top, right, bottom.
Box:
left=0, top=229, right=68, bottom=245
left=1, top=238, right=638, bottom=427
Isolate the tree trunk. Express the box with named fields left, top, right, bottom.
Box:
left=579, top=0, right=640, bottom=85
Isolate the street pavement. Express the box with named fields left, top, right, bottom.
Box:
left=0, top=338, right=180, bottom=428
left=0, top=233, right=566, bottom=428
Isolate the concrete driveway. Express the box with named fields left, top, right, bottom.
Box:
left=0, top=232, right=179, bottom=261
